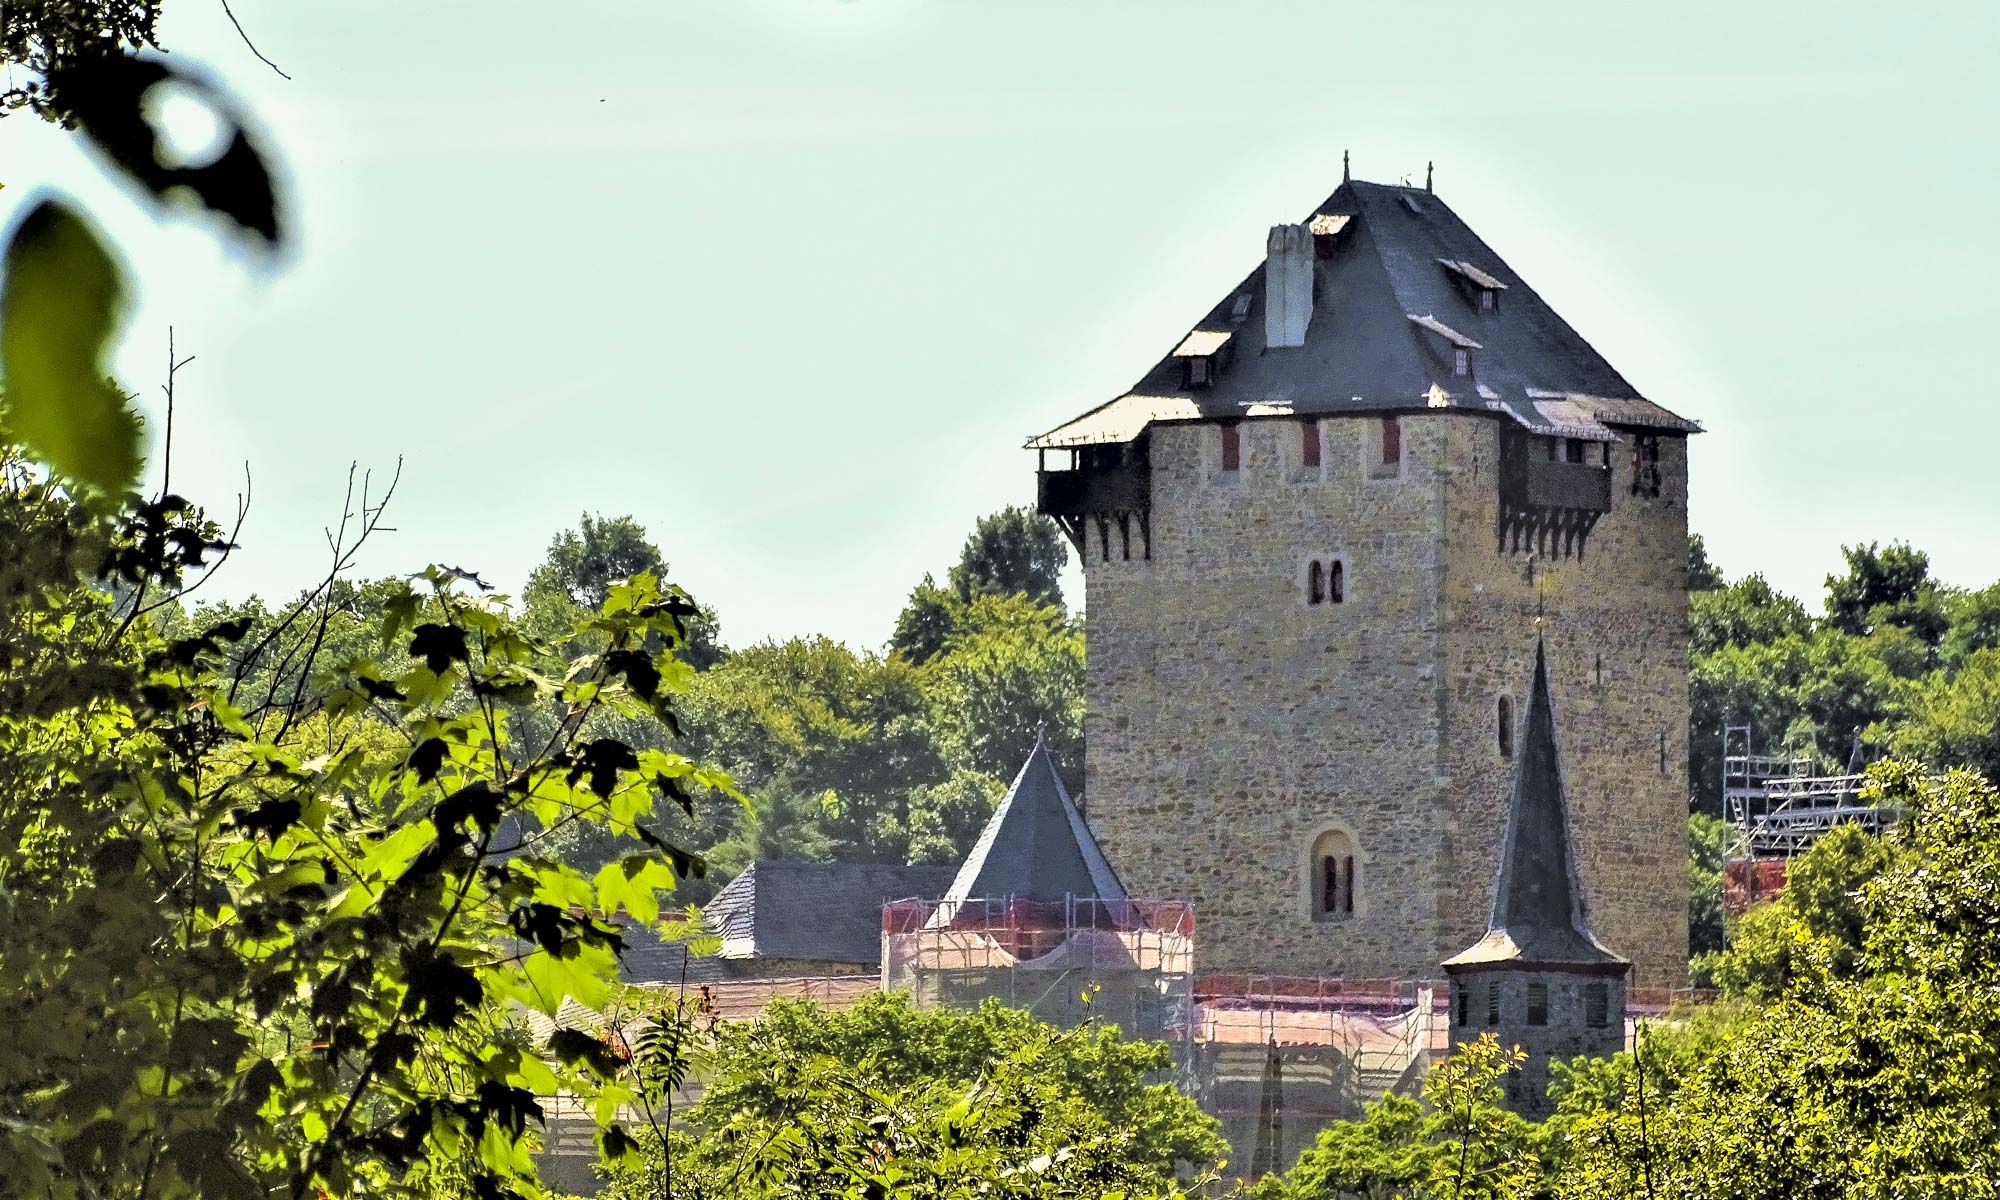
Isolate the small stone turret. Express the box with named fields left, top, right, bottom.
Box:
left=1443, top=638, right=1629, bottom=1117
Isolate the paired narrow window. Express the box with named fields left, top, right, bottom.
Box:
left=1526, top=982, right=1549, bottom=1026
left=1497, top=696, right=1514, bottom=758
left=1306, top=559, right=1345, bottom=606
left=1316, top=854, right=1355, bottom=915
left=1220, top=425, right=1241, bottom=472
left=1311, top=830, right=1358, bottom=920
left=1380, top=416, right=1401, bottom=465
left=1453, top=348, right=1470, bottom=377
left=1301, top=421, right=1321, bottom=469
left=1584, top=982, right=1611, bottom=1029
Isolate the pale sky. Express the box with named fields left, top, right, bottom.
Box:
left=5, top=1, right=1995, bottom=647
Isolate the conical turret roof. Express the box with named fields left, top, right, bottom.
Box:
left=1445, top=640, right=1628, bottom=974
left=938, top=737, right=1126, bottom=906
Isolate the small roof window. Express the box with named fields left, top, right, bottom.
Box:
left=1407, top=313, right=1482, bottom=350
left=1172, top=329, right=1234, bottom=390
left=1172, top=330, right=1233, bottom=358
left=1437, top=258, right=1508, bottom=292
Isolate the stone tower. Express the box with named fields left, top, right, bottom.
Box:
left=1443, top=639, right=1629, bottom=1117
left=1031, top=175, right=1695, bottom=987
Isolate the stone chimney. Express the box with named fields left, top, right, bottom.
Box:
left=1264, top=223, right=1314, bottom=349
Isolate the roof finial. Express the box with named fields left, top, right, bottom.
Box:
left=1426, top=160, right=1434, bottom=194
left=1342, top=149, right=1351, bottom=183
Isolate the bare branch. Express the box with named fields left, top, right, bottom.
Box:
left=218, top=0, right=293, bottom=80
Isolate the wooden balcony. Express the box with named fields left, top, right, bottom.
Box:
left=1037, top=460, right=1150, bottom=517
left=1500, top=458, right=1612, bottom=513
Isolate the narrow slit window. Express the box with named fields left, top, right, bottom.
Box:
left=1486, top=982, right=1501, bottom=1026
left=1301, top=421, right=1321, bottom=469
left=1221, top=425, right=1241, bottom=472
left=1319, top=855, right=1339, bottom=916
left=1380, top=416, right=1401, bottom=466
left=1329, top=560, right=1345, bottom=604
left=1498, top=696, right=1514, bottom=758
left=1308, top=560, right=1326, bottom=606
left=1454, top=983, right=1470, bottom=1028
left=1341, top=855, right=1355, bottom=914
left=1526, top=982, right=1549, bottom=1026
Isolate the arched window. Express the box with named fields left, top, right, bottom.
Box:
left=1497, top=696, right=1514, bottom=758
left=1329, top=560, right=1345, bottom=604
left=1310, top=828, right=1357, bottom=920
left=1307, top=560, right=1325, bottom=605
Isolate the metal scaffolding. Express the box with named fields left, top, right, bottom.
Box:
left=1722, top=724, right=1890, bottom=859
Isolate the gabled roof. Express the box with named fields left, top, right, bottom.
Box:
left=1029, top=178, right=1696, bottom=447
left=698, top=860, right=956, bottom=966
left=1444, top=640, right=1629, bottom=975
left=939, top=739, right=1125, bottom=905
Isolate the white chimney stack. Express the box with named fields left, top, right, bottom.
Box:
left=1264, top=223, right=1314, bottom=349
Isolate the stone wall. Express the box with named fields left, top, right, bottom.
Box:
left=1078, top=411, right=1690, bottom=986
left=1444, top=967, right=1627, bottom=1118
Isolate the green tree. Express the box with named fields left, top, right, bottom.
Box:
left=1557, top=762, right=2000, bottom=1199
left=889, top=571, right=960, bottom=665
left=1686, top=813, right=1730, bottom=956
left=607, top=992, right=1224, bottom=1198
left=1891, top=646, right=2000, bottom=780
left=1695, top=822, right=1898, bottom=1000
left=0, top=448, right=729, bottom=1199
left=1823, top=540, right=1948, bottom=648
left=1264, top=1034, right=1538, bottom=1200
left=1686, top=532, right=1724, bottom=593
left=526, top=512, right=725, bottom=668
left=924, top=593, right=1086, bottom=793
left=946, top=506, right=1069, bottom=610
left=1689, top=574, right=1811, bottom=656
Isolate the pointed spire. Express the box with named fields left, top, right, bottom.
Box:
left=937, top=739, right=1126, bottom=908
left=1445, top=639, right=1626, bottom=971
left=1342, top=149, right=1351, bottom=183
left=1425, top=160, right=1434, bottom=194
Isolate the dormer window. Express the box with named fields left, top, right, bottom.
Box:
left=1308, top=212, right=1351, bottom=258
left=1172, top=330, right=1233, bottom=391
left=1407, top=314, right=1481, bottom=383
left=1438, top=259, right=1508, bottom=314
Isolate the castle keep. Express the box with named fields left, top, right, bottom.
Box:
left=1031, top=171, right=1696, bottom=987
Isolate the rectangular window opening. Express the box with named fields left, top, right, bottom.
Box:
left=1585, top=982, right=1611, bottom=1029
left=1526, top=982, right=1549, bottom=1026
left=1486, top=982, right=1500, bottom=1026
left=1340, top=854, right=1355, bottom=914
left=1301, top=421, right=1321, bottom=469
left=1221, top=425, right=1241, bottom=472
left=1454, top=984, right=1470, bottom=1028
left=1380, top=416, right=1401, bottom=466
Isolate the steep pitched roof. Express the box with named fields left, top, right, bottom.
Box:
left=940, top=740, right=1125, bottom=905
left=1444, top=640, right=1629, bottom=975
left=697, top=860, right=956, bottom=966
left=1029, top=178, right=1696, bottom=448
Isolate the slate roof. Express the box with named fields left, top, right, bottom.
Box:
left=1444, top=640, right=1629, bottom=975
left=939, top=740, right=1126, bottom=906
left=1030, top=178, right=1696, bottom=448
left=695, top=860, right=955, bottom=967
